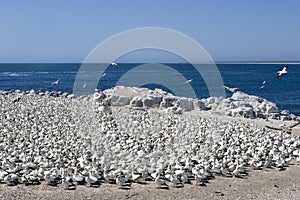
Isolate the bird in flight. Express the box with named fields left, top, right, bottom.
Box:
left=259, top=81, right=266, bottom=89
left=111, top=62, right=117, bottom=66
left=277, top=65, right=288, bottom=78
left=185, top=79, right=193, bottom=83
left=51, top=79, right=60, bottom=85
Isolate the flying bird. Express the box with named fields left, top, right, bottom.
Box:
left=185, top=79, right=193, bottom=83
left=277, top=65, right=288, bottom=78
left=224, top=86, right=240, bottom=93
left=51, top=79, right=60, bottom=85
left=111, top=62, right=117, bottom=66
left=259, top=81, right=266, bottom=89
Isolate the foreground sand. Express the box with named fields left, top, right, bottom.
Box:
left=0, top=164, right=299, bottom=200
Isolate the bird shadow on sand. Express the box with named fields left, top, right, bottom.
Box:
left=156, top=186, right=170, bottom=190
left=118, top=186, right=131, bottom=190
left=135, top=181, right=148, bottom=185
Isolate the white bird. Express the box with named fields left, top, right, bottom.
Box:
left=259, top=81, right=266, bottom=89
left=185, top=79, right=193, bottom=83
left=277, top=65, right=288, bottom=78
left=4, top=174, right=18, bottom=186
left=180, top=171, right=193, bottom=183
left=102, top=73, right=107, bottom=77
left=82, top=84, right=86, bottom=88
left=111, top=62, right=117, bottom=66
left=51, top=79, right=60, bottom=85
left=232, top=165, right=247, bottom=178
left=103, top=170, right=116, bottom=183
left=131, top=172, right=142, bottom=182
left=116, top=176, right=131, bottom=188
left=224, top=86, right=240, bottom=93
left=62, top=175, right=74, bottom=190
left=0, top=171, right=8, bottom=181
left=85, top=171, right=98, bottom=187
left=194, top=173, right=207, bottom=186
left=170, top=174, right=183, bottom=188
left=155, top=176, right=169, bottom=189
left=296, top=149, right=300, bottom=163
left=72, top=169, right=84, bottom=185
left=19, top=175, right=30, bottom=185
left=44, top=171, right=57, bottom=186
left=221, top=167, right=231, bottom=177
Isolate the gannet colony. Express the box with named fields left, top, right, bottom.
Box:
left=0, top=87, right=299, bottom=190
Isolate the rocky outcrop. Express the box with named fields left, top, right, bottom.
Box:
left=6, top=87, right=296, bottom=121
left=94, top=87, right=298, bottom=120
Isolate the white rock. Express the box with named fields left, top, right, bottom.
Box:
left=194, top=99, right=206, bottom=110
left=143, top=98, right=155, bottom=108
left=175, top=97, right=194, bottom=112
left=130, top=97, right=143, bottom=107
left=112, top=96, right=130, bottom=106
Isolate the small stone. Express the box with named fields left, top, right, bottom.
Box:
left=111, top=95, right=130, bottom=106
left=175, top=97, right=194, bottom=111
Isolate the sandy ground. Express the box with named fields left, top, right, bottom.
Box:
left=0, top=164, right=300, bottom=200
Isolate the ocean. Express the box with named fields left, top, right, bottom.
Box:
left=0, top=63, right=299, bottom=115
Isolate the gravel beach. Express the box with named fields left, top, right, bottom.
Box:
left=0, top=88, right=299, bottom=199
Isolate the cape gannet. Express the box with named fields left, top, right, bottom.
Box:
left=51, top=79, right=60, bottom=85
left=224, top=86, right=240, bottom=93
left=277, top=65, right=288, bottom=78
left=259, top=81, right=266, bottom=89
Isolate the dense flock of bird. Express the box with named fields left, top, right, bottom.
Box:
left=0, top=90, right=300, bottom=190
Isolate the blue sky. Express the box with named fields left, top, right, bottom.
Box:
left=0, top=0, right=300, bottom=62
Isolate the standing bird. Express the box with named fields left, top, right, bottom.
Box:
left=51, top=79, right=60, bottom=85
left=155, top=175, right=169, bottom=189
left=277, top=65, right=288, bottom=78
left=224, top=86, right=240, bottom=93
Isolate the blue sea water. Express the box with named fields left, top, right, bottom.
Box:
left=0, top=63, right=299, bottom=115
